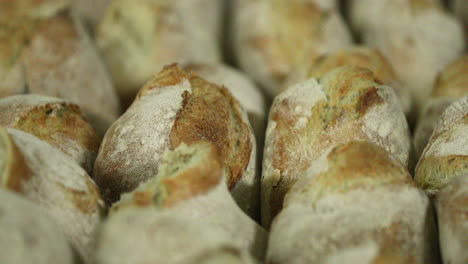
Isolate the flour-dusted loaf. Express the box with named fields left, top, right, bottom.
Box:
left=94, top=64, right=258, bottom=217
left=415, top=97, right=468, bottom=196
left=286, top=46, right=412, bottom=116
left=93, top=207, right=257, bottom=264
left=414, top=55, right=468, bottom=156
left=0, top=189, right=75, bottom=264
left=436, top=175, right=468, bottom=264
left=232, top=0, right=352, bottom=97
left=349, top=0, right=465, bottom=112
left=266, top=141, right=439, bottom=264
left=0, top=127, right=105, bottom=262
left=262, top=66, right=411, bottom=227
left=184, top=63, right=266, bottom=144
left=0, top=94, right=100, bottom=174
left=96, top=0, right=222, bottom=106
left=0, top=2, right=121, bottom=135
left=111, top=141, right=267, bottom=261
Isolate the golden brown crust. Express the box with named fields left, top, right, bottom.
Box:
left=169, top=68, right=252, bottom=190
left=0, top=127, right=32, bottom=192
left=432, top=55, right=468, bottom=98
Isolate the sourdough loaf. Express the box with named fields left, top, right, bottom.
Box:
left=232, top=0, right=352, bottom=96
left=94, top=64, right=258, bottom=217
left=0, top=189, right=75, bottom=264
left=96, top=0, right=222, bottom=106
left=0, top=126, right=104, bottom=262
left=415, top=96, right=468, bottom=196
left=111, top=141, right=267, bottom=261
left=414, top=55, right=468, bottom=156
left=266, top=141, right=439, bottom=264
left=0, top=94, right=100, bottom=173
left=0, top=2, right=120, bottom=135
left=349, top=0, right=465, bottom=112
left=262, top=66, right=411, bottom=227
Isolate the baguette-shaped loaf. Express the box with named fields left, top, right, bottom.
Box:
left=286, top=46, right=412, bottom=116
left=267, top=141, right=439, bottom=264
left=414, top=55, right=468, bottom=156
left=111, top=141, right=267, bottom=260
left=349, top=0, right=465, bottom=112
left=93, top=207, right=257, bottom=264
left=0, top=189, right=75, bottom=264
left=94, top=64, right=258, bottom=217
left=184, top=63, right=266, bottom=145
left=0, top=3, right=120, bottom=135
left=436, top=175, right=468, bottom=264
left=415, top=97, right=468, bottom=196
left=0, top=127, right=104, bottom=262
left=232, top=0, right=352, bottom=96
left=0, top=94, right=100, bottom=173
left=262, top=66, right=411, bottom=227
left=96, top=0, right=221, bottom=106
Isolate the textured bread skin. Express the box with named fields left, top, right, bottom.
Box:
left=414, top=55, right=468, bottom=156
left=94, top=64, right=258, bottom=217
left=111, top=142, right=267, bottom=261
left=286, top=46, right=412, bottom=116
left=184, top=63, right=266, bottom=145
left=0, top=4, right=120, bottom=135
left=266, top=141, right=439, bottom=264
left=232, top=0, right=352, bottom=97
left=262, top=66, right=411, bottom=227
left=0, top=127, right=105, bottom=262
left=93, top=208, right=258, bottom=264
left=349, top=0, right=465, bottom=113
left=436, top=175, right=468, bottom=264
left=0, top=189, right=75, bottom=264
left=415, top=97, right=468, bottom=196
left=96, top=0, right=221, bottom=106
left=0, top=94, right=100, bottom=173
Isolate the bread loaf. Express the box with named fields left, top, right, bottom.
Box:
left=111, top=141, right=267, bottom=260
left=0, top=189, right=75, bottom=264
left=436, top=175, right=468, bottom=264
left=415, top=96, right=467, bottom=196
left=349, top=0, right=465, bottom=112
left=0, top=3, right=121, bottom=135
left=286, top=46, right=412, bottom=116
left=0, top=126, right=105, bottom=262
left=93, top=207, right=257, bottom=264
left=96, top=0, right=222, bottom=106
left=262, top=66, right=411, bottom=227
left=266, top=141, right=439, bottom=264
left=183, top=63, right=266, bottom=145
left=232, top=0, right=352, bottom=96
left=94, top=64, right=258, bottom=217
left=0, top=94, right=100, bottom=174
left=414, top=55, right=468, bottom=156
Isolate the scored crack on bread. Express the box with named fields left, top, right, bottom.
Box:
left=0, top=126, right=105, bottom=262
left=93, top=207, right=258, bottom=264
left=286, top=46, right=412, bottom=116
left=0, top=4, right=121, bottom=135
left=94, top=64, right=258, bottom=217
left=415, top=96, right=468, bottom=196
left=0, top=189, right=75, bottom=264
left=262, top=66, right=411, bottom=228
left=111, top=141, right=267, bottom=260
left=96, top=0, right=221, bottom=106
left=232, top=0, right=352, bottom=97
left=414, top=55, right=468, bottom=156
left=349, top=0, right=465, bottom=113
left=71, top=0, right=112, bottom=31
left=0, top=94, right=100, bottom=174
left=435, top=175, right=468, bottom=264
left=266, top=141, right=439, bottom=264
left=183, top=63, right=266, bottom=145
